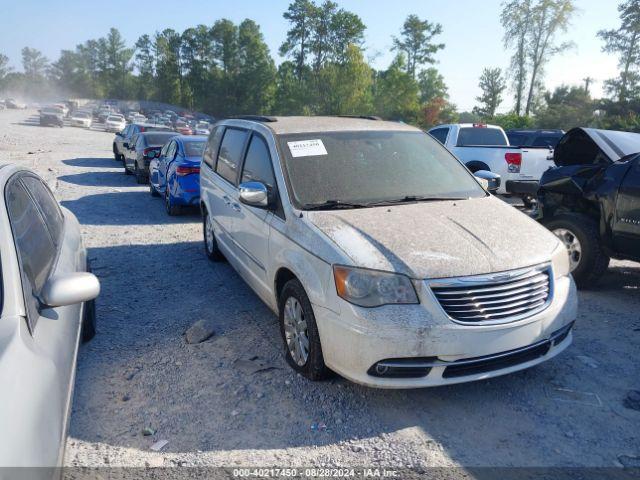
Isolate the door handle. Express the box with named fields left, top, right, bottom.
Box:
left=231, top=203, right=241, bottom=212
left=223, top=195, right=231, bottom=206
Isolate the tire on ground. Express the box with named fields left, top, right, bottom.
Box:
left=543, top=213, right=610, bottom=289
left=278, top=278, right=331, bottom=381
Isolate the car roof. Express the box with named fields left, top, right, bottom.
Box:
left=222, top=116, right=420, bottom=135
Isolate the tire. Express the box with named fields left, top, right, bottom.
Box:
left=278, top=279, right=330, bottom=381
left=81, top=297, right=97, bottom=342
left=113, top=145, right=119, bottom=160
left=543, top=214, right=610, bottom=289
left=124, top=160, right=131, bottom=175
left=135, top=161, right=146, bottom=184
left=150, top=182, right=159, bottom=197
left=165, top=185, right=181, bottom=215
left=203, top=209, right=225, bottom=261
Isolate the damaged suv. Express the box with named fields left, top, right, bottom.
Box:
left=200, top=116, right=577, bottom=388
left=538, top=128, right=640, bottom=288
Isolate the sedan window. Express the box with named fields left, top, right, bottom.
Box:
left=21, top=176, right=64, bottom=247
left=5, top=178, right=57, bottom=329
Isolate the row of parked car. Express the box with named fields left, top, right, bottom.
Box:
left=111, top=114, right=639, bottom=389
left=1, top=111, right=638, bottom=467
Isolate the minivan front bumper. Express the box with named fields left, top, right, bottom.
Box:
left=315, top=274, right=577, bottom=388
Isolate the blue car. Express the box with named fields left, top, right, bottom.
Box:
left=149, top=135, right=207, bottom=215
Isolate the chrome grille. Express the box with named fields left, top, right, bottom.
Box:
left=429, top=264, right=552, bottom=324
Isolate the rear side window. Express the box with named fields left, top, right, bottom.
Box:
left=532, top=136, right=561, bottom=148
left=429, top=128, right=449, bottom=145
left=216, top=128, right=248, bottom=184
left=203, top=127, right=224, bottom=169
left=241, top=135, right=276, bottom=190
left=457, top=128, right=507, bottom=146
left=21, top=176, right=64, bottom=247
left=184, top=141, right=206, bottom=157
left=5, top=179, right=57, bottom=329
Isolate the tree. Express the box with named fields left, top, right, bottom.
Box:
left=417, top=67, right=448, bottom=103
left=598, top=0, right=640, bottom=102
left=154, top=29, right=183, bottom=105
left=104, top=28, right=133, bottom=98
left=373, top=55, right=420, bottom=121
left=524, top=0, right=576, bottom=115
left=316, top=44, right=372, bottom=114
left=135, top=34, right=156, bottom=100
left=473, top=67, right=507, bottom=118
left=280, top=0, right=317, bottom=79
left=392, top=14, right=444, bottom=79
left=501, top=0, right=532, bottom=116
left=329, top=9, right=366, bottom=62
left=0, top=53, right=12, bottom=89
left=236, top=19, right=277, bottom=114
left=21, top=47, right=49, bottom=82
left=535, top=85, right=595, bottom=129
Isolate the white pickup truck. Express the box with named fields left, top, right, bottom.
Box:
left=428, top=123, right=555, bottom=195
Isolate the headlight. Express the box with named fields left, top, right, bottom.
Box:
left=551, top=241, right=570, bottom=278
left=333, top=265, right=419, bottom=307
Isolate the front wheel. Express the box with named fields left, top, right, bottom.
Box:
left=149, top=182, right=159, bottom=197
left=279, top=279, right=330, bottom=381
left=165, top=186, right=181, bottom=215
left=543, top=214, right=610, bottom=289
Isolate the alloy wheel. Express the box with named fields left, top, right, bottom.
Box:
left=552, top=228, right=582, bottom=272
left=283, top=297, right=309, bottom=367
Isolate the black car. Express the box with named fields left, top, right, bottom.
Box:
left=507, top=129, right=564, bottom=149
left=113, top=123, right=173, bottom=162
left=39, top=108, right=64, bottom=127
left=124, top=131, right=177, bottom=184
left=537, top=127, right=640, bottom=288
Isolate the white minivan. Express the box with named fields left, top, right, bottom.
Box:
left=199, top=116, right=577, bottom=388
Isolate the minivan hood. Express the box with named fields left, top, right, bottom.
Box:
left=307, top=196, right=559, bottom=279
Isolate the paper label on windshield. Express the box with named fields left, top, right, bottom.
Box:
left=287, top=139, right=327, bottom=157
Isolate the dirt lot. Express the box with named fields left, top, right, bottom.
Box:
left=0, top=109, right=639, bottom=471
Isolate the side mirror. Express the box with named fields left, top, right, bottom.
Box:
left=474, top=170, right=501, bottom=194
left=115, top=132, right=122, bottom=137
left=239, top=181, right=269, bottom=208
left=40, top=272, right=100, bottom=308
left=123, top=142, right=129, bottom=149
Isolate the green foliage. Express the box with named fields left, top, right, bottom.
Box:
left=598, top=0, right=640, bottom=102
left=392, top=14, right=444, bottom=79
left=473, top=67, right=507, bottom=119
left=417, top=67, right=448, bottom=103
left=490, top=113, right=535, bottom=130
left=535, top=85, right=596, bottom=129
left=373, top=55, right=420, bottom=122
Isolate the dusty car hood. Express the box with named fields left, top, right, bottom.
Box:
left=307, top=196, right=559, bottom=279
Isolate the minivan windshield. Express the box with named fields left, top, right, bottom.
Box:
left=278, top=130, right=486, bottom=208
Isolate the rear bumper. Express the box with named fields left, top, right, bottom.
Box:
left=506, top=180, right=539, bottom=196
left=171, top=176, right=200, bottom=205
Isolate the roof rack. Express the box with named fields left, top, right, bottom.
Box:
left=336, top=115, right=382, bottom=121
left=231, top=115, right=278, bottom=122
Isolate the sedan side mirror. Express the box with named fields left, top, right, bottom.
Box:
left=123, top=142, right=129, bottom=149
left=40, top=272, right=100, bottom=308
left=474, top=170, right=501, bottom=194
left=239, top=181, right=269, bottom=208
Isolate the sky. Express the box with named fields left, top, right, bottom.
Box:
left=0, top=0, right=623, bottom=112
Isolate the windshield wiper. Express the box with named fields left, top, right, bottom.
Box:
left=365, top=196, right=468, bottom=206
left=302, top=200, right=370, bottom=210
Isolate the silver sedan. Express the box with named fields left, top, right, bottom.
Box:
left=0, top=164, right=100, bottom=467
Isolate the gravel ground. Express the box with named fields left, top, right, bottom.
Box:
left=0, top=109, right=639, bottom=472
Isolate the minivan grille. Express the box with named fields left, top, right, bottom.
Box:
left=429, top=265, right=552, bottom=324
